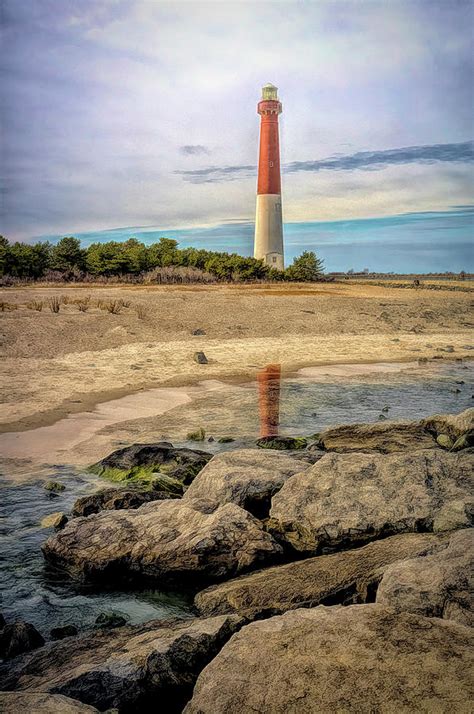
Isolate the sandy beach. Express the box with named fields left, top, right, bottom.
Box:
left=1, top=281, right=472, bottom=435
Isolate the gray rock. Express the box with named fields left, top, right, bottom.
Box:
left=316, top=407, right=474, bottom=453
left=0, top=620, right=45, bottom=660
left=50, top=625, right=78, bottom=640
left=194, top=351, right=208, bottom=364
left=192, top=329, right=206, bottom=335
left=269, top=449, right=473, bottom=553
left=2, top=615, right=243, bottom=713
left=256, top=436, right=308, bottom=450
left=72, top=487, right=178, bottom=517
left=183, top=449, right=308, bottom=518
left=195, top=531, right=450, bottom=619
left=0, top=693, right=100, bottom=713
left=185, top=605, right=474, bottom=714
left=42, top=498, right=282, bottom=584
left=377, top=528, right=474, bottom=626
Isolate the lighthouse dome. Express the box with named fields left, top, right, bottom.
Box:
left=262, top=83, right=278, bottom=100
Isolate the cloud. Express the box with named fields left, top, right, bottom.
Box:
left=176, top=141, right=474, bottom=183
left=180, top=145, right=210, bottom=156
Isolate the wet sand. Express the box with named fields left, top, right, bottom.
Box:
left=1, top=282, right=472, bottom=436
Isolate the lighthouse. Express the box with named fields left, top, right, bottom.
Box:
left=254, top=83, right=284, bottom=270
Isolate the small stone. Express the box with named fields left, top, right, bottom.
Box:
left=378, top=414, right=387, bottom=421
left=451, top=431, right=474, bottom=451
left=436, top=434, right=453, bottom=450
left=41, top=512, right=68, bottom=529
left=50, top=624, right=78, bottom=640
left=0, top=620, right=44, bottom=660
left=217, top=437, right=235, bottom=444
left=256, top=436, right=307, bottom=450
left=95, top=612, right=127, bottom=629
left=455, top=380, right=465, bottom=385
left=450, top=388, right=461, bottom=394
left=208, top=436, right=215, bottom=442
left=381, top=406, right=390, bottom=413
left=192, top=329, right=206, bottom=335
left=194, top=351, right=208, bottom=364
left=418, top=357, right=428, bottom=363
left=44, top=481, right=65, bottom=493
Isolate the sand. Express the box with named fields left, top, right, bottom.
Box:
left=1, top=282, right=472, bottom=438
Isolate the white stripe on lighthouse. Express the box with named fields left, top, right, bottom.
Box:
left=254, top=194, right=284, bottom=270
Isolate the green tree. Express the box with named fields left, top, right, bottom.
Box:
left=0, top=236, right=9, bottom=276
left=86, top=242, right=130, bottom=275
left=284, top=251, right=324, bottom=282
left=50, top=237, right=86, bottom=272
left=120, top=238, right=148, bottom=273
left=147, top=238, right=179, bottom=268
left=6, top=241, right=51, bottom=278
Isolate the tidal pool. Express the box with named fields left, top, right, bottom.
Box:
left=0, top=359, right=472, bottom=638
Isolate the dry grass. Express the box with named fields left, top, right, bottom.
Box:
left=26, top=300, right=44, bottom=311
left=48, top=296, right=61, bottom=313
left=134, top=303, right=148, bottom=319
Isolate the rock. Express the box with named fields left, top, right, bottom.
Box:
left=94, top=612, right=127, bottom=629
left=187, top=427, right=206, bottom=441
left=423, top=407, right=474, bottom=442
left=377, top=528, right=474, bottom=626
left=42, top=498, right=282, bottom=584
left=217, top=436, right=234, bottom=443
left=184, top=605, right=474, bottom=714
left=436, top=433, right=454, bottom=449
left=269, top=449, right=473, bottom=553
left=452, top=430, right=474, bottom=451
left=88, top=442, right=212, bottom=487
left=41, top=512, right=68, bottom=529
left=72, top=487, right=178, bottom=518
left=183, top=449, right=308, bottom=518
left=0, top=620, right=45, bottom=660
left=256, top=436, right=308, bottom=450
left=2, top=615, right=243, bottom=712
left=194, top=351, right=208, bottom=364
left=195, top=531, right=449, bottom=619
left=317, top=418, right=435, bottom=452
left=50, top=625, right=78, bottom=640
left=0, top=693, right=100, bottom=713
left=316, top=408, right=474, bottom=453
left=43, top=481, right=65, bottom=493
left=192, top=328, right=206, bottom=335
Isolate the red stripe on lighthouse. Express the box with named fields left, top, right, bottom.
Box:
left=257, top=99, right=282, bottom=195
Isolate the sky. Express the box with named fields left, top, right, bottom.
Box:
left=1, top=0, right=473, bottom=270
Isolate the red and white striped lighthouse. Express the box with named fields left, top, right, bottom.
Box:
left=254, top=83, right=284, bottom=270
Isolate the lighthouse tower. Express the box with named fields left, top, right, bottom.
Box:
left=254, top=83, right=284, bottom=270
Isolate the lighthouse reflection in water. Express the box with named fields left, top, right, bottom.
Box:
left=257, top=364, right=282, bottom=437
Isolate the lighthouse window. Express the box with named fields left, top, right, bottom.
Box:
left=269, top=161, right=274, bottom=167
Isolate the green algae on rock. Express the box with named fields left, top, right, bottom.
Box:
left=87, top=442, right=212, bottom=491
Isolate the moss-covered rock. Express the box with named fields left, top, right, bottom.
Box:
left=451, top=430, right=474, bottom=451
left=44, top=481, right=66, bottom=493
left=256, top=436, right=308, bottom=450
left=88, top=442, right=212, bottom=489
left=436, top=433, right=454, bottom=450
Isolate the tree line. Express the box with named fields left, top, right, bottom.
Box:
left=0, top=235, right=325, bottom=283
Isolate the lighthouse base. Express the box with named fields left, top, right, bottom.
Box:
left=254, top=194, right=284, bottom=270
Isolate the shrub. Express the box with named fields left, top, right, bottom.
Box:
left=134, top=303, right=148, bottom=319
left=186, top=427, right=206, bottom=441
left=103, top=300, right=122, bottom=314
left=77, top=297, right=91, bottom=312
left=26, top=300, right=44, bottom=311
left=48, top=296, right=60, bottom=313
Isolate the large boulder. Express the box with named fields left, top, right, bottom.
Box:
left=42, top=498, right=282, bottom=584
left=195, top=531, right=449, bottom=619
left=71, top=487, right=178, bottom=518
left=183, top=449, right=308, bottom=518
left=0, top=693, right=100, bottom=713
left=377, top=528, right=474, bottom=626
left=269, top=449, right=473, bottom=553
left=1, top=615, right=243, bottom=713
left=317, top=407, right=474, bottom=453
left=0, top=619, right=44, bottom=661
left=317, top=418, right=436, bottom=452
left=184, top=605, right=474, bottom=713
left=88, top=442, right=212, bottom=489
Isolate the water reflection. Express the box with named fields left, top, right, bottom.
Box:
left=257, top=364, right=281, bottom=437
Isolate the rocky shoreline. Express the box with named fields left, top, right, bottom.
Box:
left=1, top=407, right=473, bottom=712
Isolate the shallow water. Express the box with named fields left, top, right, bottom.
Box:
left=0, top=359, right=472, bottom=638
